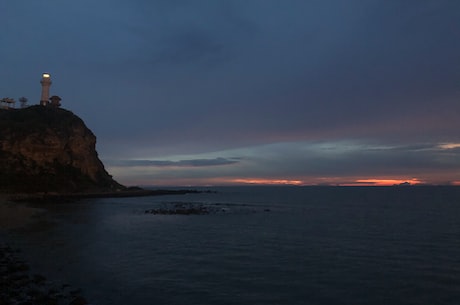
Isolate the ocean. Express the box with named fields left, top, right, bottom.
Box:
left=3, top=186, right=460, bottom=305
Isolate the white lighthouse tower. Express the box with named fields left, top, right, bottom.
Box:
left=40, top=73, right=52, bottom=106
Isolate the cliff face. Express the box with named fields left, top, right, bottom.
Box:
left=0, top=106, right=124, bottom=193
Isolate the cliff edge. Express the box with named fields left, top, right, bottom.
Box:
left=0, top=106, right=124, bottom=193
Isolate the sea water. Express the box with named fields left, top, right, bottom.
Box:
left=4, top=186, right=460, bottom=305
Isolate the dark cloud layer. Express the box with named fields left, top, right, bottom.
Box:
left=2, top=1, right=460, bottom=185
left=113, top=157, right=239, bottom=167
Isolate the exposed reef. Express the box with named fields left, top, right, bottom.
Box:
left=145, top=202, right=213, bottom=215
left=0, top=106, right=123, bottom=193
left=145, top=202, right=271, bottom=215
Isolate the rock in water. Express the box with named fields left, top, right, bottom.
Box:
left=0, top=106, right=123, bottom=193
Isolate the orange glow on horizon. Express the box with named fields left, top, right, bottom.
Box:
left=344, top=178, right=423, bottom=186
left=116, top=173, right=436, bottom=187
left=439, top=143, right=460, bottom=149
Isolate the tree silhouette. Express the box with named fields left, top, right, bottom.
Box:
left=18, top=97, right=28, bottom=108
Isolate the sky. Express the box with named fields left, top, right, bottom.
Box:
left=2, top=0, right=460, bottom=186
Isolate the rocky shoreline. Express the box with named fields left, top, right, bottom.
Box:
left=0, top=244, right=88, bottom=305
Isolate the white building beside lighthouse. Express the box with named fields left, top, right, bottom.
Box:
left=40, top=73, right=52, bottom=106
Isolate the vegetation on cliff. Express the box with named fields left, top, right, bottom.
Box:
left=0, top=106, right=124, bottom=193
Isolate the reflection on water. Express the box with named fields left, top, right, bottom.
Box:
left=4, top=186, right=460, bottom=305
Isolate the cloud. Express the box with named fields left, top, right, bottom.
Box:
left=111, top=157, right=240, bottom=168
left=106, top=140, right=460, bottom=186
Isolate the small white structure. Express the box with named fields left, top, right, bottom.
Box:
left=40, top=73, right=52, bottom=106
left=1, top=97, right=15, bottom=109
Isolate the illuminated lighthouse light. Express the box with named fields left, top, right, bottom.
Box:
left=40, top=73, right=52, bottom=106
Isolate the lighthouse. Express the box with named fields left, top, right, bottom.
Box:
left=40, top=73, right=52, bottom=106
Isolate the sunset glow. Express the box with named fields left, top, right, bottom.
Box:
left=229, top=178, right=425, bottom=187
left=347, top=178, right=424, bottom=186
left=439, top=143, right=460, bottom=150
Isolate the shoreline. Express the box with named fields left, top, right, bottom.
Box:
left=6, top=188, right=207, bottom=203
left=0, top=188, right=207, bottom=228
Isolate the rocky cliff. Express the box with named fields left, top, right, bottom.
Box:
left=0, top=106, right=124, bottom=193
